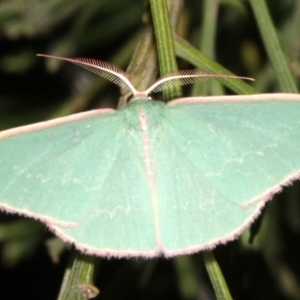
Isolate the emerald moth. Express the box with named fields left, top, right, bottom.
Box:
left=0, top=54, right=300, bottom=258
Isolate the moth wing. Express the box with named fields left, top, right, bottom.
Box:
left=155, top=94, right=300, bottom=256
left=0, top=108, right=156, bottom=256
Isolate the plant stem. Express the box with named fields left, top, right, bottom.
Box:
left=57, top=249, right=99, bottom=300
left=149, top=0, right=182, bottom=100
left=203, top=251, right=233, bottom=300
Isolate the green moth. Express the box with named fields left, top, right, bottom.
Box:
left=0, top=54, right=300, bottom=258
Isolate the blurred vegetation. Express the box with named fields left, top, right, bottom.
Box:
left=0, top=0, right=300, bottom=299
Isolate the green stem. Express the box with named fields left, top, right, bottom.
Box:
left=203, top=251, right=233, bottom=300
left=118, top=26, right=158, bottom=109
left=57, top=249, right=99, bottom=300
left=149, top=0, right=182, bottom=100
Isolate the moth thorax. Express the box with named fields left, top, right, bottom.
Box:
left=139, top=111, right=148, bottom=131
left=124, top=99, right=165, bottom=135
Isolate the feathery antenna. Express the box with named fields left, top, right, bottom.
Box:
left=37, top=54, right=138, bottom=96
left=145, top=70, right=254, bottom=95
left=37, top=54, right=254, bottom=98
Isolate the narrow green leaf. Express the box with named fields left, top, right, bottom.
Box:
left=175, top=35, right=257, bottom=95
left=249, top=0, right=298, bottom=92
left=199, top=0, right=219, bottom=58
left=192, top=0, right=223, bottom=96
